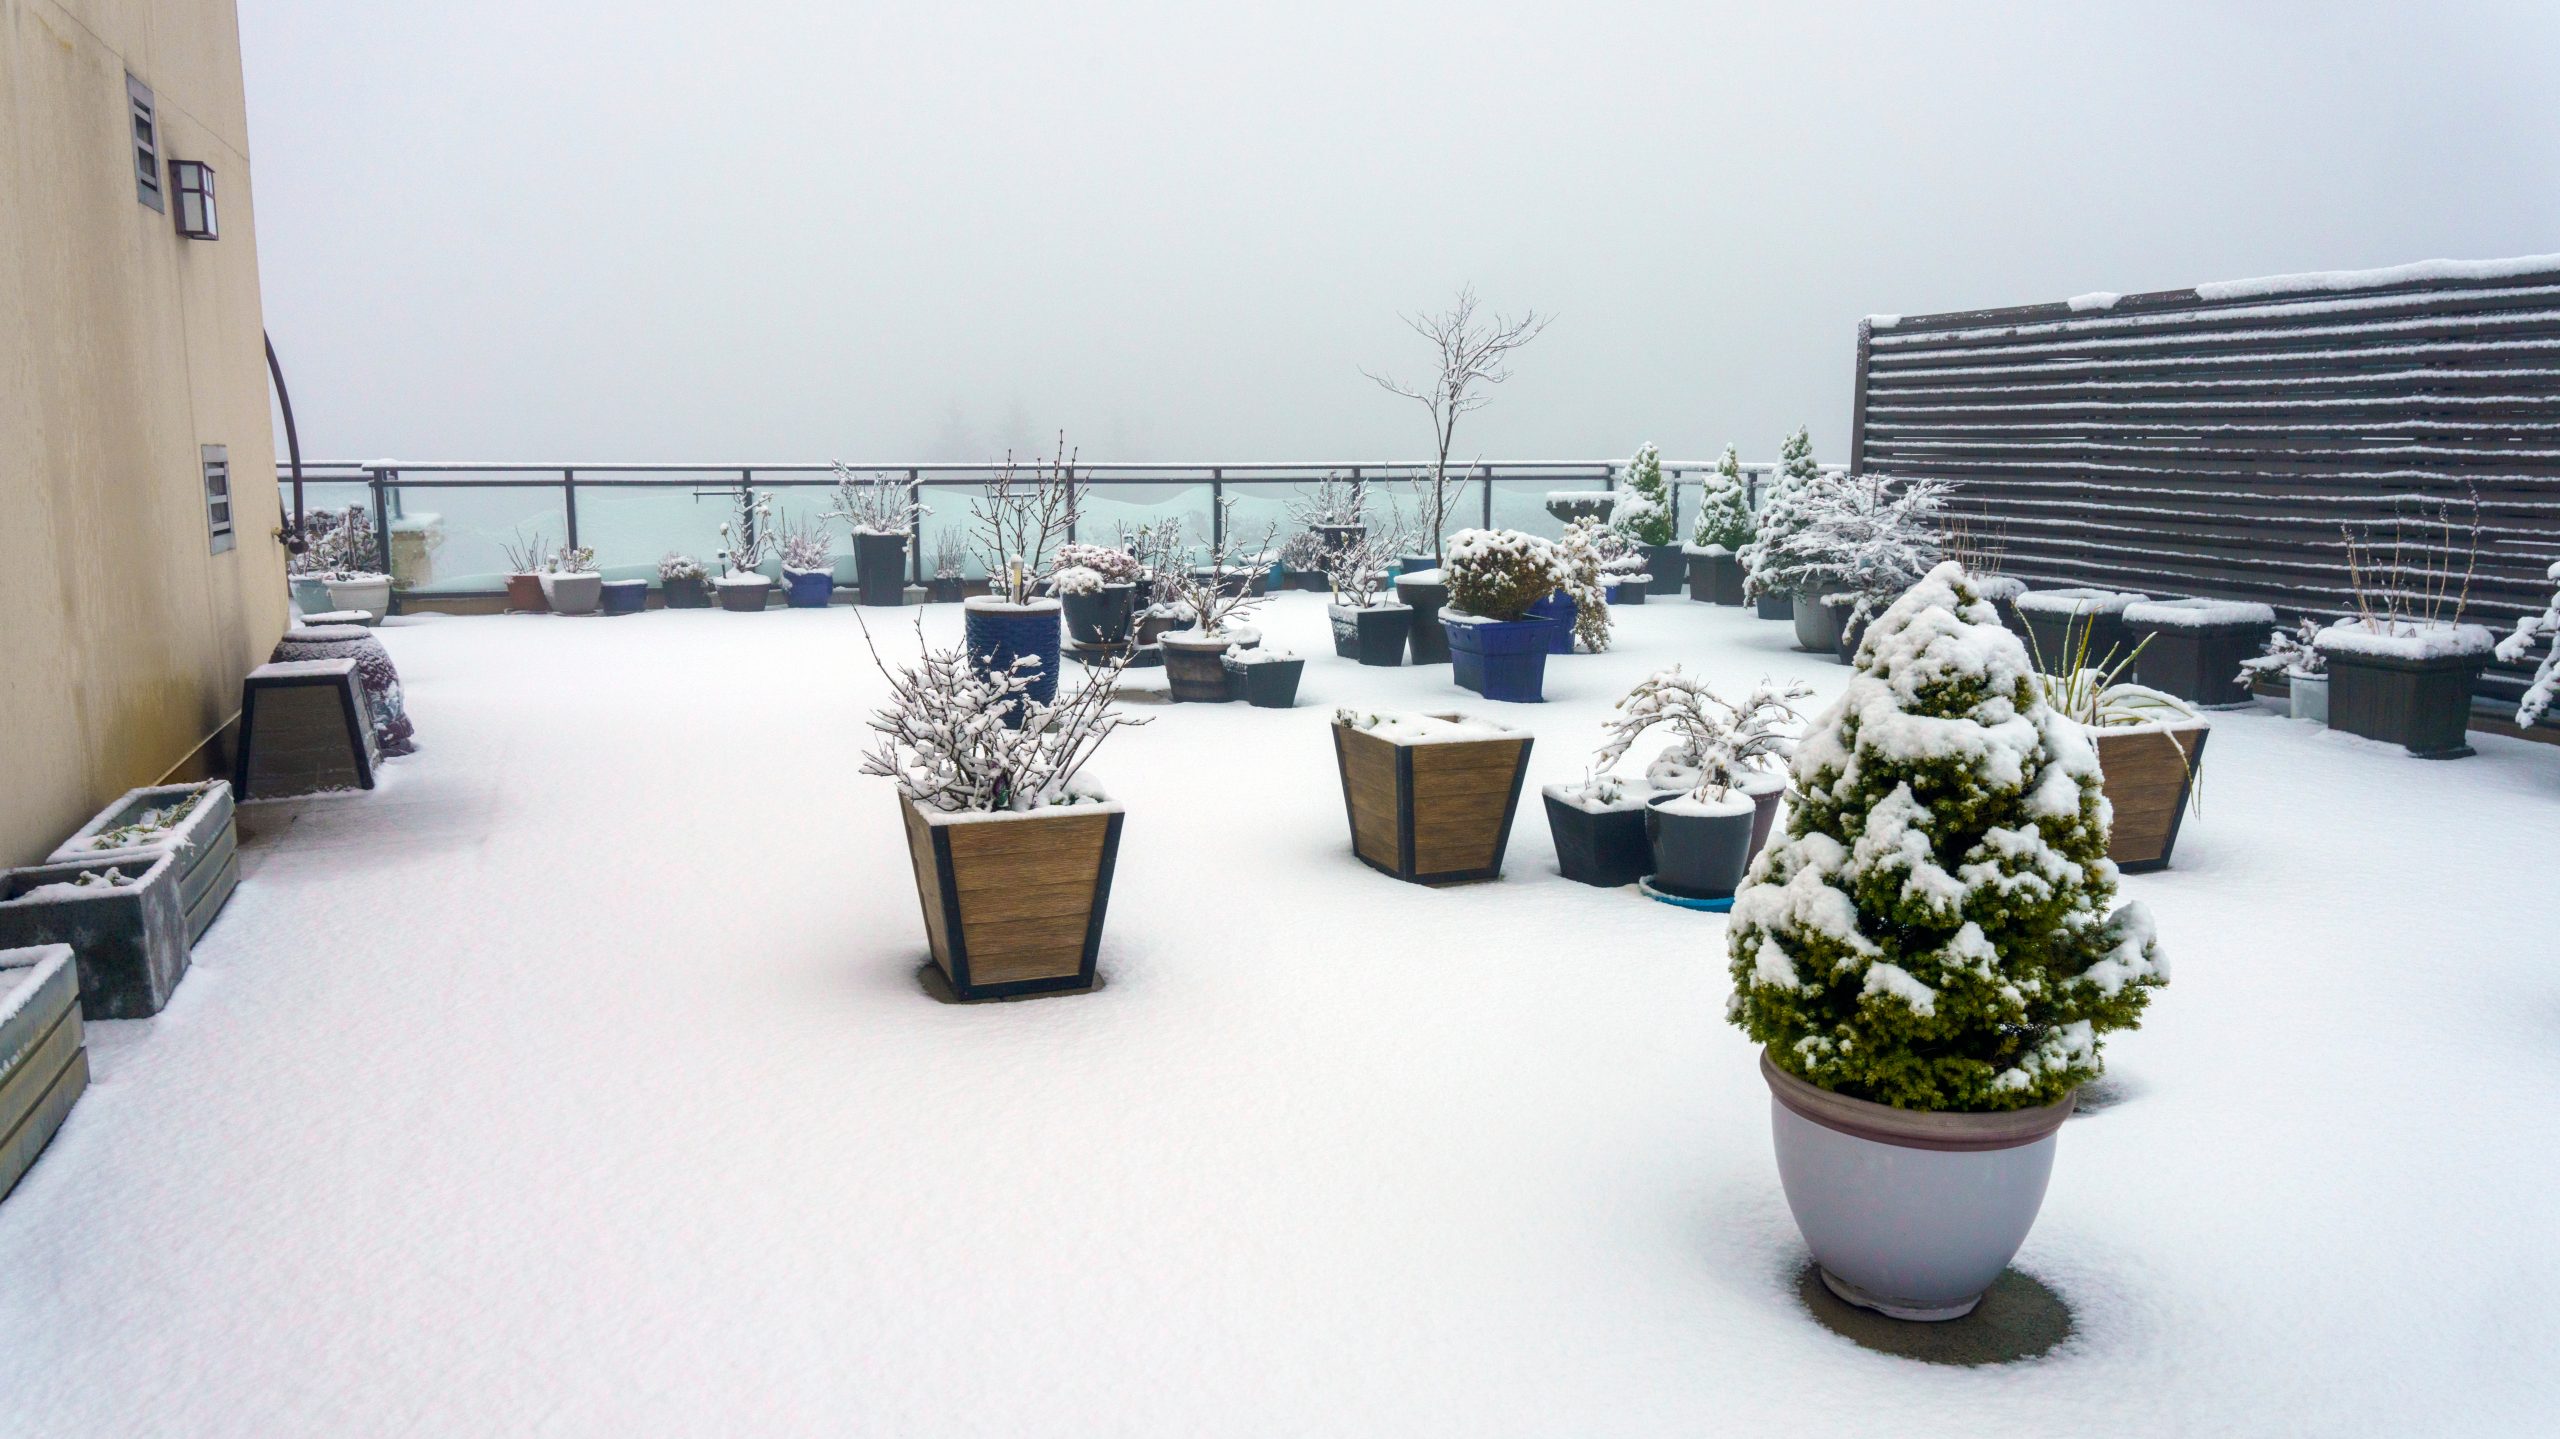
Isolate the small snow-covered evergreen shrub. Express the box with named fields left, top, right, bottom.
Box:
left=1052, top=565, right=1105, bottom=596
left=1727, top=562, right=2167, bottom=1112
left=1596, top=667, right=1807, bottom=800
left=1556, top=520, right=1615, bottom=653
left=2496, top=561, right=2560, bottom=726
left=2236, top=617, right=2327, bottom=687
left=1053, top=543, right=1139, bottom=584
left=858, top=619, right=1144, bottom=813
left=1612, top=443, right=1675, bottom=547
left=1777, top=424, right=1822, bottom=490
left=1691, top=445, right=1754, bottom=551
left=1444, top=528, right=1561, bottom=622
left=659, top=552, right=706, bottom=582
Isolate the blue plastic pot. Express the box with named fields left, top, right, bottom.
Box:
left=599, top=579, right=648, bottom=615
left=1527, top=591, right=1577, bottom=654
left=290, top=577, right=332, bottom=613
left=784, top=570, right=835, bottom=608
left=1446, top=617, right=1552, bottom=702
left=963, top=601, right=1062, bottom=710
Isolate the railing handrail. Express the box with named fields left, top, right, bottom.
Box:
left=304, top=457, right=1785, bottom=475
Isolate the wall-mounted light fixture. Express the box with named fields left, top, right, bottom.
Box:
left=169, top=159, right=217, bottom=240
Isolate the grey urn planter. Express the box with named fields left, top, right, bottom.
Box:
left=1394, top=575, right=1451, bottom=665
left=0, top=945, right=87, bottom=1202
left=0, top=852, right=189, bottom=1020
left=46, top=781, right=239, bottom=946
left=1764, top=1051, right=2073, bottom=1322
left=538, top=571, right=604, bottom=616
left=1792, top=591, right=1848, bottom=654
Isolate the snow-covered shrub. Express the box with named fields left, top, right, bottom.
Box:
left=1556, top=520, right=1615, bottom=653
left=1053, top=543, right=1139, bottom=584
left=776, top=514, right=834, bottom=575
left=1777, top=424, right=1822, bottom=492
left=1727, top=561, right=2167, bottom=1112
left=549, top=543, right=598, bottom=575
left=2236, top=616, right=2328, bottom=687
left=2495, top=561, right=2560, bottom=726
left=1443, top=528, right=1561, bottom=622
left=296, top=506, right=384, bottom=579
left=827, top=464, right=924, bottom=536
left=972, top=438, right=1081, bottom=604
left=83, top=789, right=206, bottom=851
left=858, top=618, right=1144, bottom=813
left=1051, top=565, right=1105, bottom=597
left=1595, top=667, right=1808, bottom=801
left=1278, top=528, right=1330, bottom=574
left=659, top=552, right=706, bottom=582
left=1691, top=445, right=1754, bottom=551
left=1748, top=472, right=1947, bottom=625
left=931, top=531, right=969, bottom=580
left=498, top=528, right=549, bottom=579
left=1289, top=473, right=1369, bottom=529
left=1611, top=443, right=1675, bottom=547
left=1323, top=529, right=1398, bottom=608
left=717, top=490, right=775, bottom=576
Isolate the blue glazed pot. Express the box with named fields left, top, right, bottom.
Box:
left=599, top=579, right=648, bottom=615
left=1446, top=617, right=1552, bottom=702
left=963, top=600, right=1062, bottom=709
left=784, top=570, right=835, bottom=608
left=1527, top=590, right=1577, bottom=654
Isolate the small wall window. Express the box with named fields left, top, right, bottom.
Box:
left=128, top=75, right=163, bottom=212
left=202, top=445, right=234, bottom=554
left=170, top=160, right=217, bottom=239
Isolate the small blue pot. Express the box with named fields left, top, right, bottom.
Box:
left=963, top=601, right=1062, bottom=711
left=290, top=577, right=332, bottom=613
left=1446, top=617, right=1552, bottom=702
left=784, top=570, right=835, bottom=608
left=1527, top=591, right=1577, bottom=654
left=599, top=579, right=648, bottom=615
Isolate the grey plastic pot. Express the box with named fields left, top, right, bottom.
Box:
left=1642, top=793, right=1755, bottom=900
left=2288, top=671, right=2330, bottom=724
left=1764, top=1051, right=2072, bottom=1321
left=539, top=572, right=603, bottom=615
left=1792, top=591, right=1847, bottom=654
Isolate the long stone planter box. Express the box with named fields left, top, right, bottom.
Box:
left=0, top=946, right=87, bottom=1203
left=900, top=798, right=1124, bottom=1001
left=46, top=780, right=239, bottom=945
left=2090, top=719, right=2208, bottom=873
left=1332, top=714, right=1533, bottom=886
left=0, top=852, right=189, bottom=1019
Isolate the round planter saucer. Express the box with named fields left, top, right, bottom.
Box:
left=1638, top=875, right=1733, bottom=912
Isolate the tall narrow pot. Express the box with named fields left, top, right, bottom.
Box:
left=854, top=531, right=910, bottom=606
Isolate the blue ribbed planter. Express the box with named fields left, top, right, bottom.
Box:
left=1527, top=591, right=1577, bottom=654
left=784, top=570, right=835, bottom=608
left=964, top=600, right=1062, bottom=709
left=599, top=579, right=648, bottom=615
left=1446, top=617, right=1552, bottom=703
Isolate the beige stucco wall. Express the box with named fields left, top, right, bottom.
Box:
left=0, top=0, right=284, bottom=865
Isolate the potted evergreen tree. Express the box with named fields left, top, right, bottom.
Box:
left=1612, top=443, right=1682, bottom=594
left=829, top=465, right=925, bottom=607
left=1727, top=563, right=2167, bottom=1322
left=1685, top=445, right=1754, bottom=605
left=858, top=618, right=1141, bottom=1000
left=1440, top=529, right=1564, bottom=703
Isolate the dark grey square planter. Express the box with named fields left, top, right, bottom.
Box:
left=1686, top=549, right=1744, bottom=605
left=2127, top=613, right=2275, bottom=709
left=853, top=532, right=910, bottom=606
left=0, top=945, right=87, bottom=1202
left=1393, top=576, right=1451, bottom=665
left=1330, top=604, right=1414, bottom=666
left=2324, top=650, right=2484, bottom=758
left=0, top=852, right=189, bottom=1020
left=2016, top=590, right=2145, bottom=671
left=46, top=780, right=239, bottom=946
left=1224, top=653, right=1304, bottom=708
left=235, top=659, right=379, bottom=799
left=1642, top=544, right=1685, bottom=596
left=1544, top=790, right=1651, bottom=887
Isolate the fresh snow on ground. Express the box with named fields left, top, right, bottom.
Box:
left=2, top=593, right=2557, bottom=1434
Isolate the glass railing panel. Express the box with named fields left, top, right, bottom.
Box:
left=377, top=476, right=568, bottom=594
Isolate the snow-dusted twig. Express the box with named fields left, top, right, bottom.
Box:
left=854, top=613, right=1146, bottom=813
left=973, top=435, right=1082, bottom=605
left=827, top=464, right=925, bottom=537
left=1364, top=286, right=1551, bottom=556
left=1594, top=668, right=1808, bottom=801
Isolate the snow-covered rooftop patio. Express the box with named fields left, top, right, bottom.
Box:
left=3, top=593, right=2555, bottom=1434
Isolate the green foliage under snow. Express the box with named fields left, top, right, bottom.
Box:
left=1726, top=562, right=2168, bottom=1112
left=1611, top=443, right=1675, bottom=547
left=1691, top=445, right=1755, bottom=551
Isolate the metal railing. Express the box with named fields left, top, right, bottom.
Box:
left=284, top=457, right=1836, bottom=600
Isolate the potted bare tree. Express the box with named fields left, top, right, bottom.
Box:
left=2316, top=503, right=2492, bottom=757
left=778, top=516, right=838, bottom=608
left=1325, top=530, right=1413, bottom=667
left=500, top=528, right=550, bottom=613
left=1363, top=285, right=1550, bottom=564
left=1156, top=496, right=1278, bottom=702
left=927, top=532, right=970, bottom=604
left=964, top=437, right=1080, bottom=706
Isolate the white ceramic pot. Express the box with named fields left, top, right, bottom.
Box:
left=539, top=571, right=604, bottom=615
left=2288, top=671, right=2330, bottom=724
left=322, top=575, right=392, bottom=622
left=1763, top=1050, right=2072, bottom=1321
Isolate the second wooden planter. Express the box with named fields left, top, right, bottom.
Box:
left=1332, top=713, right=1533, bottom=885
left=2091, top=720, right=2209, bottom=873
left=900, top=798, right=1124, bottom=1000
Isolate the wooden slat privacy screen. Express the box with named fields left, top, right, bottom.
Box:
left=1850, top=257, right=2560, bottom=720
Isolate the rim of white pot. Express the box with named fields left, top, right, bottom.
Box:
left=1760, top=1050, right=2073, bottom=1153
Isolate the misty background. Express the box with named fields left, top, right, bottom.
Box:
left=243, top=0, right=2560, bottom=468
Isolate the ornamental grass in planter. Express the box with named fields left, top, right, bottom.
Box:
left=1728, top=562, right=2167, bottom=1322
left=1441, top=529, right=1564, bottom=703
left=1331, top=709, right=1533, bottom=886
left=2033, top=635, right=2210, bottom=873
left=859, top=616, right=1141, bottom=1000
left=0, top=945, right=86, bottom=1201
left=47, top=780, right=237, bottom=945
left=2015, top=588, right=2147, bottom=672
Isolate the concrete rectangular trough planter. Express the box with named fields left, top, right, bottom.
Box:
left=1332, top=711, right=1533, bottom=886
left=46, top=780, right=239, bottom=946
left=0, top=852, right=189, bottom=1019
left=0, top=945, right=87, bottom=1203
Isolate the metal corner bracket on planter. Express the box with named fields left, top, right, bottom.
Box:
left=1763, top=1050, right=2075, bottom=1322
left=962, top=598, right=1064, bottom=708
left=1330, top=717, right=1533, bottom=885
left=46, top=780, right=239, bottom=945
left=0, top=946, right=87, bottom=1202
left=2323, top=650, right=2484, bottom=758
left=900, top=798, right=1122, bottom=1000
left=1445, top=615, right=1553, bottom=702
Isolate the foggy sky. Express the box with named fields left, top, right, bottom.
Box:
left=241, top=0, right=2560, bottom=468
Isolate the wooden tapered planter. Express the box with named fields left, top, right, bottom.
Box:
left=1331, top=712, right=1533, bottom=885
left=2090, top=720, right=2208, bottom=873
left=899, top=798, right=1124, bottom=1000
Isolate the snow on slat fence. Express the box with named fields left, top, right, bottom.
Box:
left=1853, top=256, right=2560, bottom=722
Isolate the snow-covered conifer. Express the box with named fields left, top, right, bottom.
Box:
left=1556, top=519, right=1615, bottom=652
left=2495, top=560, right=2560, bottom=726
left=1727, top=561, right=2167, bottom=1111
left=1611, top=443, right=1675, bottom=547
left=1691, top=444, right=1754, bottom=551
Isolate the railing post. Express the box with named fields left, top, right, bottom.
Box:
left=738, top=470, right=756, bottom=557
left=1065, top=459, right=1078, bottom=545
left=1479, top=463, right=1493, bottom=530
left=908, top=468, right=923, bottom=584
left=369, top=467, right=393, bottom=577
left=562, top=468, right=579, bottom=554
left=1211, top=469, right=1224, bottom=555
